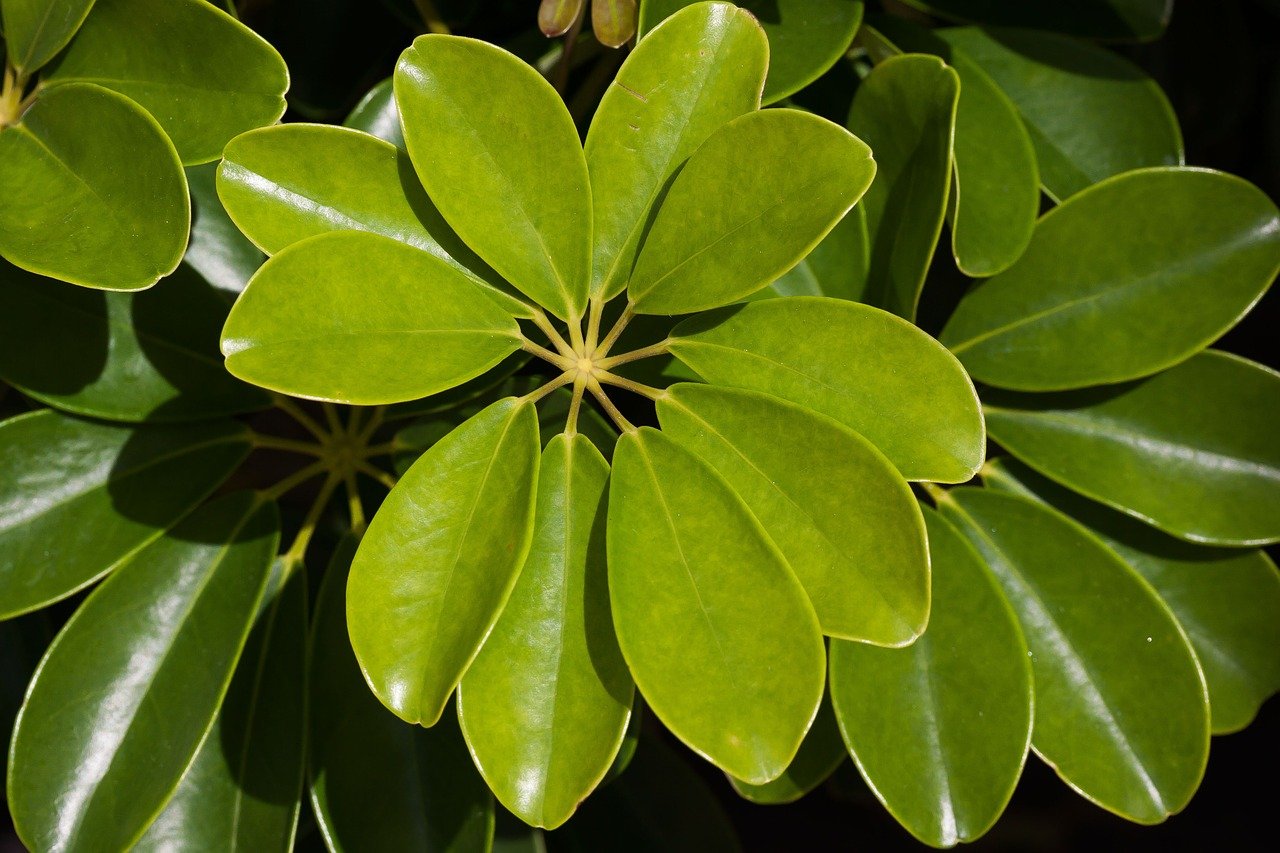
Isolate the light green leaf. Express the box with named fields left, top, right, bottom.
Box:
left=638, top=1, right=864, bottom=104
left=395, top=35, right=591, bottom=320
left=7, top=493, right=280, bottom=853
left=846, top=53, right=959, bottom=319
left=220, top=231, right=524, bottom=405
left=728, top=692, right=845, bottom=805
left=668, top=297, right=984, bottom=483
left=937, top=26, right=1182, bottom=201
left=939, top=488, right=1209, bottom=824
left=657, top=383, right=929, bottom=645
left=186, top=162, right=265, bottom=295
left=45, top=0, right=289, bottom=164
left=942, top=168, right=1280, bottom=390
left=870, top=16, right=1039, bottom=277
left=0, top=0, right=96, bottom=74
left=345, top=77, right=404, bottom=149
left=459, top=434, right=632, bottom=829
left=135, top=566, right=308, bottom=852
left=0, top=82, right=187, bottom=291
left=983, top=458, right=1280, bottom=734
left=0, top=258, right=271, bottom=422
left=310, top=538, right=495, bottom=852
left=984, top=351, right=1280, bottom=546
left=0, top=410, right=250, bottom=620
left=830, top=506, right=1032, bottom=847
left=607, top=427, right=825, bottom=784
left=586, top=1, right=767, bottom=301
left=349, top=398, right=540, bottom=727
left=899, top=1, right=1171, bottom=41
left=629, top=109, right=874, bottom=314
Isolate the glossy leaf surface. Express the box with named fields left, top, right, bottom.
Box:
left=942, top=168, right=1280, bottom=390
left=639, top=0, right=864, bottom=104
left=898, top=1, right=1171, bottom=41
left=607, top=427, right=825, bottom=784
left=186, top=162, right=265, bottom=295
left=629, top=109, right=874, bottom=314
left=669, top=297, right=984, bottom=483
left=459, top=435, right=632, bottom=829
left=396, top=35, right=590, bottom=319
left=830, top=507, right=1032, bottom=847
left=938, top=27, right=1181, bottom=200
left=45, top=0, right=289, bottom=164
left=846, top=54, right=958, bottom=319
left=757, top=209, right=869, bottom=300
left=0, top=411, right=250, bottom=619
left=0, top=0, right=96, bottom=73
left=940, top=489, right=1209, bottom=824
left=658, top=384, right=929, bottom=645
left=984, top=351, right=1280, bottom=546
left=311, top=539, right=495, bottom=852
left=221, top=231, right=523, bottom=405
left=349, top=398, right=540, bottom=727
left=983, top=460, right=1280, bottom=737
left=0, top=83, right=187, bottom=291
left=0, top=259, right=270, bottom=422
left=345, top=77, right=404, bottom=149
left=586, top=1, right=767, bottom=300
left=135, top=567, right=308, bottom=852
left=8, top=493, right=280, bottom=852
left=728, top=693, right=846, bottom=805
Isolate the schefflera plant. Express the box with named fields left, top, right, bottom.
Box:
left=215, top=1, right=984, bottom=828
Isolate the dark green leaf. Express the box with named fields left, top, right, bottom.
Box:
left=755, top=208, right=869, bottom=300
left=220, top=231, right=525, bottom=405
left=669, top=297, right=984, bottom=483
left=607, top=427, right=825, bottom=784
left=728, top=692, right=845, bottom=805
left=0, top=83, right=187, bottom=290
left=0, top=411, right=250, bottom=619
left=830, top=506, right=1032, bottom=846
left=186, top=162, right=266, bottom=295
left=942, top=168, right=1280, bottom=390
left=349, top=398, right=540, bottom=726
left=940, top=488, right=1209, bottom=824
left=0, top=0, right=96, bottom=74
left=898, top=0, right=1172, bottom=42
left=7, top=493, right=280, bottom=852
left=344, top=77, right=404, bottom=149
left=45, top=0, right=289, bottom=164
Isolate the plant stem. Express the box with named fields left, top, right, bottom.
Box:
left=522, top=337, right=577, bottom=371
left=322, top=403, right=343, bottom=436
left=362, top=441, right=397, bottom=459
left=919, top=482, right=951, bottom=505
left=585, top=296, right=606, bottom=353
left=596, top=370, right=666, bottom=400
left=250, top=434, right=326, bottom=457
left=594, top=303, right=635, bottom=359
left=553, top=4, right=587, bottom=95
left=357, top=461, right=399, bottom=491
left=283, top=473, right=341, bottom=567
left=565, top=375, right=587, bottom=435
left=530, top=309, right=577, bottom=358
left=358, top=406, right=387, bottom=443
left=521, top=370, right=576, bottom=404
left=259, top=460, right=329, bottom=502
left=588, top=379, right=636, bottom=433
left=412, top=0, right=451, bottom=34
left=345, top=471, right=366, bottom=534
left=596, top=339, right=670, bottom=369
left=272, top=394, right=329, bottom=442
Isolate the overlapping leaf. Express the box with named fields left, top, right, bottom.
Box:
left=1, top=0, right=96, bottom=74
left=899, top=0, right=1172, bottom=41
left=728, top=694, right=846, bottom=805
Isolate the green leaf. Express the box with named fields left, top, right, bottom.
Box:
left=0, top=0, right=96, bottom=74
left=629, top=109, right=875, bottom=314
left=755, top=207, right=869, bottom=300
left=607, top=427, right=825, bottom=784
left=310, top=538, right=495, bottom=853
left=0, top=82, right=187, bottom=291
left=983, top=351, right=1280, bottom=546
left=7, top=493, right=280, bottom=852
left=345, top=77, right=404, bottom=149
left=728, top=692, right=845, bottom=805
left=829, top=506, right=1032, bottom=847
left=186, top=162, right=266, bottom=295
left=0, top=411, right=250, bottom=619
left=638, top=1, right=864, bottom=104
left=395, top=35, right=591, bottom=320
left=0, top=613, right=51, bottom=803
left=845, top=53, right=959, bottom=319
left=668, top=297, right=984, bottom=483
left=657, top=383, right=929, bottom=645
left=134, top=566, right=308, bottom=852
left=939, top=488, right=1209, bottom=824
left=0, top=259, right=270, bottom=422
left=870, top=16, right=1039, bottom=277
left=941, top=168, right=1280, bottom=390
left=44, top=0, right=289, bottom=164
left=217, top=124, right=517, bottom=312
left=458, top=434, right=633, bottom=829
left=586, top=1, right=767, bottom=301
left=220, top=231, right=524, bottom=405
left=899, top=0, right=1172, bottom=42
left=349, top=398, right=540, bottom=727
left=983, top=458, right=1280, bottom=734
left=937, top=27, right=1182, bottom=201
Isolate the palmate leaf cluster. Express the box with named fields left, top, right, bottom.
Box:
left=0, top=1, right=1278, bottom=851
